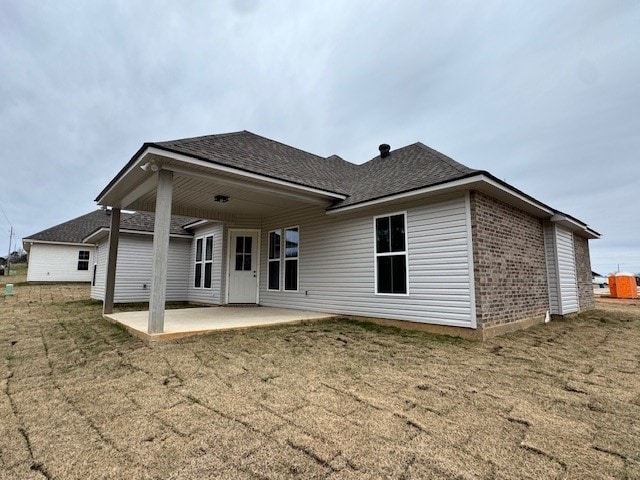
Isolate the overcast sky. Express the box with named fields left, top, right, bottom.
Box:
left=1, top=0, right=638, bottom=275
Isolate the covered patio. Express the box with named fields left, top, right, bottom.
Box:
left=96, top=133, right=347, bottom=337
left=104, top=306, right=336, bottom=343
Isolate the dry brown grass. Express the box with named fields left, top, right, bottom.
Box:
left=1, top=284, right=639, bottom=479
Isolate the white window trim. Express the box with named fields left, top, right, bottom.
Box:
left=77, top=250, right=90, bottom=271
left=203, top=235, right=214, bottom=290
left=194, top=236, right=204, bottom=289
left=373, top=211, right=409, bottom=296
left=283, top=225, right=299, bottom=292
left=267, top=229, right=282, bottom=291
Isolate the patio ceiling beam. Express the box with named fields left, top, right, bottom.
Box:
left=118, top=174, right=158, bottom=210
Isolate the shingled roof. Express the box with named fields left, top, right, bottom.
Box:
left=331, top=142, right=479, bottom=209
left=140, top=131, right=480, bottom=209
left=24, top=210, right=198, bottom=244
left=151, top=131, right=359, bottom=195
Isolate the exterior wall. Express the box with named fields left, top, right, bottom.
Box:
left=91, top=234, right=191, bottom=303
left=27, top=243, right=95, bottom=282
left=470, top=191, right=549, bottom=329
left=187, top=223, right=224, bottom=305
left=543, top=224, right=560, bottom=314
left=574, top=234, right=595, bottom=310
left=555, top=225, right=579, bottom=314
left=256, top=194, right=476, bottom=328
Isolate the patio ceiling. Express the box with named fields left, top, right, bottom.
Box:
left=97, top=149, right=345, bottom=220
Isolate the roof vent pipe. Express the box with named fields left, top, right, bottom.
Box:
left=379, top=144, right=391, bottom=158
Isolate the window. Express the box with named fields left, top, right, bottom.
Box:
left=194, top=238, right=203, bottom=288
left=268, top=230, right=281, bottom=290
left=374, top=213, right=407, bottom=294
left=194, top=235, right=214, bottom=289
left=284, top=226, right=299, bottom=291
left=235, top=236, right=252, bottom=271
left=204, top=236, right=213, bottom=289
left=77, top=250, right=90, bottom=271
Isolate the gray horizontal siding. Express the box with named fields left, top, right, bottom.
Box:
left=258, top=195, right=475, bottom=328
left=555, top=225, right=578, bottom=314
left=91, top=234, right=191, bottom=303
left=543, top=224, right=560, bottom=314
left=91, top=243, right=107, bottom=300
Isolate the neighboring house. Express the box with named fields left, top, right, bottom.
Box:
left=23, top=210, right=198, bottom=287
left=23, top=210, right=111, bottom=283
left=93, top=131, right=599, bottom=338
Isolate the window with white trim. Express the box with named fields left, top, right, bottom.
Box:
left=204, top=235, right=213, bottom=289
left=284, top=227, right=299, bottom=291
left=77, top=250, right=90, bottom=271
left=194, top=235, right=214, bottom=289
left=374, top=213, right=407, bottom=294
left=268, top=230, right=281, bottom=290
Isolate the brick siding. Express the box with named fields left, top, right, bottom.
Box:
left=470, top=191, right=549, bottom=329
left=574, top=234, right=595, bottom=310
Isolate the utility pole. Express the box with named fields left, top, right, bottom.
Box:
left=6, top=226, right=13, bottom=275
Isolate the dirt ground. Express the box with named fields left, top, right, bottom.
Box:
left=1, top=278, right=639, bottom=479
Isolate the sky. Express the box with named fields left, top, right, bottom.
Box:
left=1, top=0, right=638, bottom=275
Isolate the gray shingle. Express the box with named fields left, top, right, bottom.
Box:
left=331, top=142, right=479, bottom=209
left=150, top=131, right=477, bottom=209
left=25, top=210, right=198, bottom=243
left=153, top=131, right=358, bottom=195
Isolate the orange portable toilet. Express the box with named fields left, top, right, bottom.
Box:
left=615, top=273, right=638, bottom=299
left=608, top=275, right=617, bottom=298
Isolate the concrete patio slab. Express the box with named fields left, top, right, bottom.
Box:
left=104, top=306, right=337, bottom=343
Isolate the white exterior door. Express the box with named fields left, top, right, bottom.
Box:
left=228, top=230, right=259, bottom=303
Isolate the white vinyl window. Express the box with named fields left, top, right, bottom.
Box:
left=284, top=226, right=299, bottom=291
left=78, top=250, right=90, bottom=271
left=374, top=213, right=408, bottom=295
left=268, top=229, right=281, bottom=291
left=194, top=235, right=214, bottom=289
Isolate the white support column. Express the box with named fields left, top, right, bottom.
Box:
left=148, top=170, right=173, bottom=334
left=103, top=208, right=121, bottom=315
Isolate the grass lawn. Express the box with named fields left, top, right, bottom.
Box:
left=1, top=282, right=639, bottom=479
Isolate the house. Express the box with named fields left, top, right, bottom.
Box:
left=23, top=210, right=198, bottom=288
left=23, top=210, right=112, bottom=283
left=94, top=131, right=599, bottom=338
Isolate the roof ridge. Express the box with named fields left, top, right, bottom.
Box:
left=154, top=130, right=245, bottom=145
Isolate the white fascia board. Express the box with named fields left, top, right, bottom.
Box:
left=148, top=147, right=347, bottom=200
left=551, top=214, right=600, bottom=239
left=327, top=174, right=554, bottom=216
left=182, top=219, right=217, bottom=230
left=22, top=239, right=94, bottom=247
left=83, top=227, right=192, bottom=243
